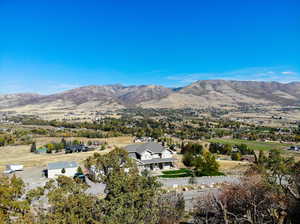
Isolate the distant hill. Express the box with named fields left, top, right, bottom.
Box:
left=1, top=80, right=300, bottom=112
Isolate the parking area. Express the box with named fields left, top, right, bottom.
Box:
left=11, top=167, right=106, bottom=195
left=14, top=167, right=47, bottom=190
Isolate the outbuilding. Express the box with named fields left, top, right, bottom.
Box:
left=46, top=161, right=78, bottom=178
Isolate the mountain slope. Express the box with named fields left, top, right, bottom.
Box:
left=1, top=80, right=300, bottom=112
left=0, top=93, right=43, bottom=109
left=141, top=80, right=300, bottom=108
left=0, top=85, right=173, bottom=110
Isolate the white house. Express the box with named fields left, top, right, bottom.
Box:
left=47, top=161, right=78, bottom=178
left=124, top=142, right=176, bottom=171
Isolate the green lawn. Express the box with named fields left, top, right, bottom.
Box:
left=208, top=138, right=290, bottom=152
left=160, top=168, right=192, bottom=178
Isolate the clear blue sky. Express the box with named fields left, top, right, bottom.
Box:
left=0, top=0, right=299, bottom=94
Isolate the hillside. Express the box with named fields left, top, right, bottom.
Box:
left=141, top=80, right=300, bottom=109
left=1, top=80, right=300, bottom=113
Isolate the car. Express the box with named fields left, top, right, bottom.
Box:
left=3, top=169, right=14, bottom=174
left=73, top=173, right=86, bottom=183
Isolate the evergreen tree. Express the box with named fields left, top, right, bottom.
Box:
left=30, top=142, right=37, bottom=153
left=61, top=138, right=67, bottom=148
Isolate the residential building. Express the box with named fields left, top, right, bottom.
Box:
left=124, top=142, right=176, bottom=171
left=46, top=161, right=78, bottom=178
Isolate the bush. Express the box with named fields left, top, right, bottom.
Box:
left=231, top=152, right=241, bottom=161
left=182, top=153, right=194, bottom=167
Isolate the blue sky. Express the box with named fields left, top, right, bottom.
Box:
left=0, top=0, right=299, bottom=94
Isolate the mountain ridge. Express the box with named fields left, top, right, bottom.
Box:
left=1, top=80, right=300, bottom=111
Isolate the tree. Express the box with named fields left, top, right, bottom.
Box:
left=85, top=148, right=163, bottom=224
left=182, top=152, right=194, bottom=167
left=33, top=176, right=100, bottom=224
left=193, top=175, right=287, bottom=224
left=0, top=175, right=33, bottom=223
left=61, top=138, right=67, bottom=148
left=157, top=192, right=185, bottom=224
left=222, top=144, right=232, bottom=155
left=237, top=143, right=254, bottom=155
left=72, top=139, right=80, bottom=145
left=30, top=141, right=37, bottom=153
left=0, top=136, right=5, bottom=147
left=45, top=143, right=54, bottom=153
left=231, top=152, right=241, bottom=161
left=181, top=142, right=203, bottom=155
left=193, top=152, right=222, bottom=176
left=209, top=143, right=219, bottom=153
left=250, top=149, right=300, bottom=223
left=77, top=166, right=83, bottom=174
left=188, top=172, right=197, bottom=185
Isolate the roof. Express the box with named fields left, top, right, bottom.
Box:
left=124, top=142, right=166, bottom=155
left=128, top=152, right=138, bottom=159
left=47, top=161, right=78, bottom=170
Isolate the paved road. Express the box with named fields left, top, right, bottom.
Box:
left=85, top=177, right=106, bottom=195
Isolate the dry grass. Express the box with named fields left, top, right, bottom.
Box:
left=0, top=136, right=134, bottom=171
left=218, top=160, right=250, bottom=172
left=173, top=153, right=250, bottom=174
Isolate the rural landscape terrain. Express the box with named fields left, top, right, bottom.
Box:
left=1, top=0, right=299, bottom=223
left=1, top=80, right=300, bottom=223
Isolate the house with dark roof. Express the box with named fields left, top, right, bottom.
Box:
left=46, top=161, right=78, bottom=178
left=124, top=142, right=176, bottom=171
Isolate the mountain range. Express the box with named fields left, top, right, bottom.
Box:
left=1, top=80, right=300, bottom=113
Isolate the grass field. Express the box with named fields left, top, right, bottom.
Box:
left=0, top=136, right=133, bottom=171
left=160, top=168, right=192, bottom=178
left=208, top=138, right=300, bottom=162
left=208, top=138, right=291, bottom=152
